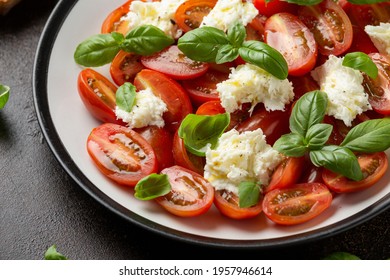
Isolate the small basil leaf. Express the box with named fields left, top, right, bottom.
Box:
left=273, top=133, right=308, bottom=157
left=341, top=118, right=390, bottom=153
left=347, top=0, right=389, bottom=4
left=116, top=83, right=137, bottom=113
left=215, top=45, right=239, bottom=64
left=310, top=146, right=363, bottom=181
left=284, top=0, right=323, bottom=5
left=178, top=113, right=230, bottom=156
left=343, top=52, right=378, bottom=79
left=74, top=33, right=121, bottom=67
left=0, top=84, right=10, bottom=109
left=238, top=181, right=262, bottom=208
left=323, top=252, right=361, bottom=260
left=44, top=245, right=68, bottom=260
left=122, top=25, right=174, bottom=56
left=290, top=90, right=328, bottom=137
left=178, top=26, right=230, bottom=62
left=227, top=22, right=246, bottom=48
left=239, top=40, right=288, bottom=80
left=134, top=173, right=171, bottom=200
left=306, top=123, right=333, bottom=150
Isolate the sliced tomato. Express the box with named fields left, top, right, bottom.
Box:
left=298, top=0, right=353, bottom=56
left=347, top=3, right=390, bottom=30
left=289, top=73, right=319, bottom=100
left=322, top=152, right=388, bottom=193
left=196, top=100, right=226, bottom=116
left=362, top=53, right=390, bottom=115
left=87, top=123, right=158, bottom=187
left=262, top=183, right=333, bottom=225
left=236, top=105, right=291, bottom=145
left=174, top=0, right=217, bottom=32
left=323, top=116, right=351, bottom=146
left=214, top=190, right=263, bottom=220
left=133, top=125, right=174, bottom=172
left=133, top=69, right=193, bottom=132
left=181, top=69, right=228, bottom=106
left=140, top=45, right=210, bottom=80
left=110, top=50, right=144, bottom=86
left=101, top=0, right=132, bottom=34
left=246, top=15, right=266, bottom=41
left=77, top=68, right=122, bottom=124
left=265, top=12, right=318, bottom=76
left=253, top=0, right=298, bottom=17
left=348, top=25, right=378, bottom=54
left=299, top=164, right=324, bottom=184
left=264, top=156, right=306, bottom=193
left=172, top=129, right=206, bottom=176
left=156, top=165, right=214, bottom=217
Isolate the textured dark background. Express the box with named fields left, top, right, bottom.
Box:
left=1, top=0, right=389, bottom=260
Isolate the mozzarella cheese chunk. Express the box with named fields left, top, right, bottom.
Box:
left=115, top=88, right=168, bottom=128
left=122, top=0, right=186, bottom=37
left=217, top=63, right=294, bottom=113
left=200, top=0, right=258, bottom=32
left=204, top=129, right=282, bottom=195
left=365, top=22, right=390, bottom=55
left=311, top=55, right=372, bottom=126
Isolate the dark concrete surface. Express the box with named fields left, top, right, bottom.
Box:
left=1, top=0, right=389, bottom=260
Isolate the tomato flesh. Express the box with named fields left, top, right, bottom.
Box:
left=175, top=0, right=217, bottom=32
left=110, top=50, right=145, bottom=86
left=101, top=0, right=132, bottom=34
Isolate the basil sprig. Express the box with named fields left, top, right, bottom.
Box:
left=0, top=84, right=10, bottom=109
left=74, top=25, right=174, bottom=67
left=134, top=173, right=171, bottom=200
left=343, top=52, right=378, bottom=79
left=238, top=182, right=262, bottom=208
left=178, top=23, right=288, bottom=80
left=116, top=82, right=137, bottom=112
left=178, top=113, right=230, bottom=157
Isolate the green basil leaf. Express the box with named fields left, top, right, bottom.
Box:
left=178, top=26, right=230, bottom=62
left=178, top=113, right=230, bottom=156
left=310, top=146, right=363, bottom=181
left=116, top=83, right=137, bottom=112
left=239, top=40, right=288, bottom=80
left=323, top=252, right=361, bottom=260
left=238, top=181, right=262, bottom=208
left=342, top=52, right=378, bottom=79
left=273, top=133, right=308, bottom=157
left=122, top=25, right=174, bottom=56
left=215, top=45, right=239, bottom=64
left=111, top=32, right=125, bottom=44
left=347, top=0, right=389, bottom=4
left=74, top=33, right=121, bottom=67
left=227, top=22, right=246, bottom=48
left=341, top=118, right=390, bottom=153
left=290, top=90, right=328, bottom=137
left=134, top=173, right=171, bottom=200
left=0, top=84, right=10, bottom=109
left=306, top=123, right=333, bottom=150
left=284, top=0, right=323, bottom=5
left=44, top=245, right=68, bottom=260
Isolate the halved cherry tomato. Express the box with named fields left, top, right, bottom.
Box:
left=337, top=0, right=351, bottom=12
left=347, top=3, right=390, bottom=30
left=265, top=12, right=318, bottom=76
left=174, top=0, right=217, bottom=32
left=362, top=53, right=390, bottom=115
left=134, top=69, right=193, bottom=132
left=101, top=0, right=132, bottom=34
left=264, top=156, right=306, bottom=193
left=299, top=165, right=324, bottom=184
left=322, top=152, right=388, bottom=193
left=110, top=50, right=145, bottom=86
left=236, top=105, right=291, bottom=145
left=133, top=125, right=174, bottom=172
left=348, top=25, right=378, bottom=54
left=156, top=165, right=214, bottom=217
left=253, top=0, right=297, bottom=17
left=214, top=190, right=263, bottom=220
left=298, top=0, right=353, bottom=56
left=87, top=123, right=158, bottom=187
left=246, top=15, right=266, bottom=41
left=289, top=73, right=319, bottom=100
left=181, top=69, right=228, bottom=106
left=262, top=183, right=333, bottom=225
left=196, top=100, right=225, bottom=116
left=77, top=68, right=122, bottom=124
left=141, top=45, right=210, bottom=80
left=172, top=130, right=205, bottom=176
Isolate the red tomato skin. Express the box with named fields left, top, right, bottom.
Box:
left=87, top=123, right=158, bottom=187
left=289, top=74, right=319, bottom=100
left=262, top=183, right=333, bottom=225
left=133, top=126, right=174, bottom=172
left=77, top=68, right=123, bottom=125
left=347, top=3, right=390, bottom=30
left=322, top=152, right=388, bottom=193
left=101, top=0, right=132, bottom=34
left=110, top=51, right=145, bottom=86
left=214, top=190, right=263, bottom=220
left=140, top=45, right=210, bottom=80
left=348, top=25, right=378, bottom=55
left=133, top=69, right=193, bottom=133
left=253, top=0, right=297, bottom=17
left=156, top=166, right=214, bottom=217
left=264, top=12, right=318, bottom=76
left=174, top=0, right=217, bottom=32
left=196, top=100, right=226, bottom=116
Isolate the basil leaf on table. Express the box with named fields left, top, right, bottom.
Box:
left=305, top=123, right=333, bottom=150
left=310, top=145, right=363, bottom=181
left=342, top=52, right=378, bottom=79
left=0, top=84, right=10, bottom=109
left=134, top=173, right=171, bottom=200
left=273, top=133, right=308, bottom=157
left=116, top=82, right=137, bottom=112
left=238, top=181, right=262, bottom=208
left=340, top=118, right=390, bottom=153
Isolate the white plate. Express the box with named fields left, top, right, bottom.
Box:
left=33, top=0, right=390, bottom=248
